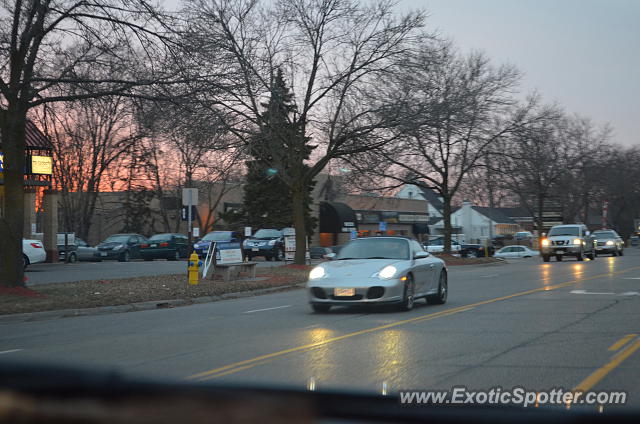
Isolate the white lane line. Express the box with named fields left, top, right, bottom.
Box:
left=480, top=274, right=499, bottom=278
left=0, top=349, right=23, bottom=355
left=244, top=305, right=292, bottom=314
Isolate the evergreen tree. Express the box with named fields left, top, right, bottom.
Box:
left=241, top=69, right=316, bottom=234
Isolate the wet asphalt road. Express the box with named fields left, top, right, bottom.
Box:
left=3, top=249, right=640, bottom=412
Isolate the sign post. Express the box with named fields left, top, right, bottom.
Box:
left=182, top=188, right=198, bottom=254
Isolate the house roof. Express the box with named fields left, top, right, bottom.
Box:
left=0, top=120, right=53, bottom=151
left=418, top=187, right=443, bottom=212
left=472, top=206, right=516, bottom=224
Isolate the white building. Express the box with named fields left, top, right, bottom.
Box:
left=396, top=184, right=443, bottom=225
left=432, top=201, right=520, bottom=243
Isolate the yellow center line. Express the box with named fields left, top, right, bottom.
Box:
left=573, top=339, right=640, bottom=393
left=607, top=333, right=637, bottom=352
left=187, top=264, right=640, bottom=382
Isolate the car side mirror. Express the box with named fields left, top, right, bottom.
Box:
left=414, top=251, right=430, bottom=259
left=326, top=253, right=336, bottom=260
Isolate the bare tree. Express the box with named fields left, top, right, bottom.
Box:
left=344, top=45, right=525, bottom=253
left=34, top=96, right=142, bottom=240
left=0, top=0, right=185, bottom=287
left=180, top=0, right=427, bottom=264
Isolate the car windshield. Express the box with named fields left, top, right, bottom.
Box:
left=336, top=238, right=410, bottom=260
left=548, top=227, right=580, bottom=236
left=202, top=232, right=232, bottom=241
left=253, top=229, right=281, bottom=239
left=593, top=231, right=616, bottom=238
left=149, top=234, right=173, bottom=242
left=103, top=235, right=130, bottom=243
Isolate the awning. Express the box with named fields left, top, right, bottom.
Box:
left=320, top=202, right=358, bottom=233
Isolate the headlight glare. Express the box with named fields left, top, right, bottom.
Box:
left=541, top=239, right=550, bottom=246
left=377, top=265, right=397, bottom=280
left=573, top=239, right=582, bottom=245
left=309, top=267, right=326, bottom=280
left=606, top=240, right=614, bottom=246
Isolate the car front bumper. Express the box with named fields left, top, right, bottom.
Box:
left=95, top=250, right=124, bottom=259
left=541, top=245, right=582, bottom=255
left=307, top=278, right=405, bottom=306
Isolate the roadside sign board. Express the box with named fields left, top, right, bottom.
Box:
left=182, top=188, right=198, bottom=206
left=244, top=227, right=252, bottom=237
left=351, top=230, right=358, bottom=240
left=193, top=227, right=200, bottom=237
left=216, top=242, right=243, bottom=264
left=379, top=221, right=387, bottom=232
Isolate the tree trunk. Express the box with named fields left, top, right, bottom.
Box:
left=0, top=108, right=27, bottom=288
left=442, top=195, right=452, bottom=254
left=292, top=183, right=307, bottom=265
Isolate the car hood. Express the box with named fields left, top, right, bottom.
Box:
left=319, top=259, right=405, bottom=279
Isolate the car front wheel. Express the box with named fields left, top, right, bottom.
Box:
left=399, top=275, right=416, bottom=311
left=119, top=251, right=130, bottom=262
left=427, top=271, right=447, bottom=305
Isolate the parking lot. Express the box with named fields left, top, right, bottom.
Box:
left=24, top=257, right=311, bottom=286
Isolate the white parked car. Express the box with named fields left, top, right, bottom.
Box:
left=494, top=245, right=539, bottom=259
left=23, top=239, right=46, bottom=269
left=424, top=238, right=462, bottom=253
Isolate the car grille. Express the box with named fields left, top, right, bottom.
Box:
left=366, top=287, right=385, bottom=299
left=329, top=294, right=364, bottom=301
left=311, top=287, right=327, bottom=299
left=552, top=240, right=566, bottom=246
left=597, top=242, right=607, bottom=246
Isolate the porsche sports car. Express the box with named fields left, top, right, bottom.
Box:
left=306, top=237, right=447, bottom=313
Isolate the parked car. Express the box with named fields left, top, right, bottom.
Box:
left=491, top=234, right=506, bottom=248
left=58, top=237, right=98, bottom=262
left=194, top=231, right=242, bottom=259
left=540, top=224, right=596, bottom=262
left=22, top=239, right=46, bottom=270
left=140, top=233, right=189, bottom=261
left=95, top=233, right=148, bottom=262
left=310, top=246, right=332, bottom=259
left=514, top=231, right=533, bottom=241
left=243, top=229, right=284, bottom=261
left=423, top=237, right=462, bottom=254
left=494, top=245, right=539, bottom=259
left=307, top=237, right=447, bottom=312
left=591, top=229, right=624, bottom=256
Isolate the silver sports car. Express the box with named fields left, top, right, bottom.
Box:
left=307, top=237, right=448, bottom=313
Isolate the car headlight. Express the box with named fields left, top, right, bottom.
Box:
left=606, top=240, right=614, bottom=246
left=541, top=239, right=550, bottom=246
left=573, top=239, right=582, bottom=245
left=377, top=265, right=397, bottom=280
left=268, top=239, right=277, bottom=245
left=309, top=267, right=326, bottom=280
left=243, top=240, right=249, bottom=246
left=113, top=244, right=124, bottom=250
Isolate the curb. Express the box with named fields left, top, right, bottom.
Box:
left=0, top=283, right=306, bottom=324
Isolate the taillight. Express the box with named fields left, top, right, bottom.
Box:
left=159, top=242, right=169, bottom=247
left=30, top=243, right=43, bottom=248
left=141, top=243, right=149, bottom=248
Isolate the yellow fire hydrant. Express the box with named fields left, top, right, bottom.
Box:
left=188, top=253, right=200, bottom=285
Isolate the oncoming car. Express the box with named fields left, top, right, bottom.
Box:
left=307, top=237, right=447, bottom=313
left=540, top=224, right=596, bottom=262
left=592, top=229, right=624, bottom=256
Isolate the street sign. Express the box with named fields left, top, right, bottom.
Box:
left=193, top=227, right=200, bottom=237
left=182, top=188, right=198, bottom=206
left=378, top=221, right=387, bottom=232
left=244, top=227, right=252, bottom=237
left=350, top=230, right=358, bottom=240
left=181, top=205, right=197, bottom=221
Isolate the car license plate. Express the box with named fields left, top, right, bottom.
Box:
left=556, top=249, right=565, bottom=254
left=151, top=244, right=157, bottom=248
left=100, top=252, right=107, bottom=257
left=252, top=248, right=259, bottom=252
left=334, top=288, right=355, bottom=297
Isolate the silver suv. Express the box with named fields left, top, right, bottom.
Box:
left=540, top=224, right=596, bottom=262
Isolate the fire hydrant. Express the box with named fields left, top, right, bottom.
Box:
left=188, top=253, right=201, bottom=285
